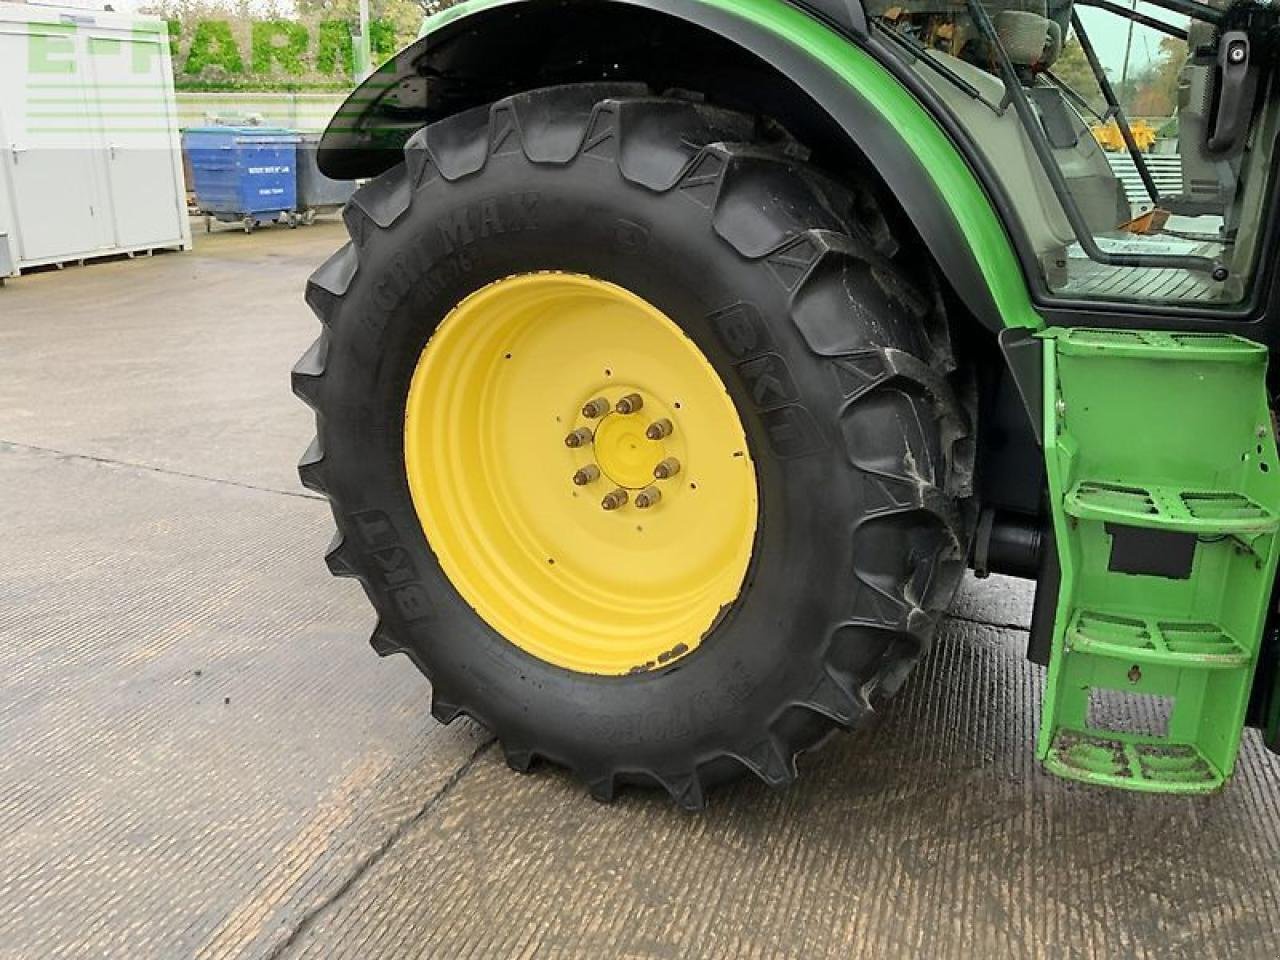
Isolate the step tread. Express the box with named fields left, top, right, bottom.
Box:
left=1065, top=479, right=1280, bottom=533
left=1066, top=609, right=1252, bottom=669
left=1046, top=728, right=1224, bottom=793
left=1051, top=328, right=1265, bottom=362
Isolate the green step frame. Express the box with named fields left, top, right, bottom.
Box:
left=1038, top=328, right=1280, bottom=793
left=1065, top=481, right=1277, bottom=533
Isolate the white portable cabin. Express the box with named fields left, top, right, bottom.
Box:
left=0, top=2, right=190, bottom=280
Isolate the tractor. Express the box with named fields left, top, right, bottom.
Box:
left=294, top=0, right=1280, bottom=807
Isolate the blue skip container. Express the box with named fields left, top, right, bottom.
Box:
left=183, top=126, right=301, bottom=233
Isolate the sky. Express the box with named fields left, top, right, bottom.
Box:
left=1077, top=1, right=1191, bottom=75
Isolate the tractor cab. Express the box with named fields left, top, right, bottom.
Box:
left=870, top=0, right=1278, bottom=306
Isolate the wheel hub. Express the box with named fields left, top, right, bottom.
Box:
left=592, top=409, right=664, bottom=490
left=571, top=390, right=681, bottom=504
left=403, top=272, right=758, bottom=675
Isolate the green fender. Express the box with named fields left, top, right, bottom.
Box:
left=318, top=0, right=1043, bottom=333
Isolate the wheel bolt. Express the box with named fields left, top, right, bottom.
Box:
left=645, top=418, right=673, bottom=440
left=615, top=393, right=644, bottom=415
left=635, top=486, right=662, bottom=509
left=564, top=427, right=593, bottom=448
left=582, top=397, right=610, bottom=419
left=601, top=488, right=629, bottom=511
left=653, top=457, right=681, bottom=480
left=573, top=464, right=601, bottom=486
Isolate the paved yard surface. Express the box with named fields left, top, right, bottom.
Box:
left=3, top=224, right=1280, bottom=960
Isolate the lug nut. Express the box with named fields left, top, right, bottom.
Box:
left=653, top=457, right=681, bottom=480
left=564, top=427, right=593, bottom=448
left=635, top=486, right=662, bottom=509
left=582, top=397, right=610, bottom=419
left=645, top=418, right=673, bottom=440
left=601, top=488, right=629, bottom=511
left=615, top=393, right=644, bottom=415
left=573, top=464, right=601, bottom=486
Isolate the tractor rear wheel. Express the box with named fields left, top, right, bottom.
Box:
left=293, top=85, right=973, bottom=809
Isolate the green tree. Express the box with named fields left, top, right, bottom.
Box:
left=183, top=19, right=243, bottom=76
left=1052, top=29, right=1186, bottom=121
left=315, top=18, right=355, bottom=76
left=1052, top=36, right=1106, bottom=116
left=146, top=0, right=436, bottom=87
left=1125, top=36, right=1187, bottom=118
left=251, top=20, right=309, bottom=75
left=293, top=0, right=424, bottom=56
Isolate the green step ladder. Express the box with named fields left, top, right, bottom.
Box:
left=1039, top=328, right=1280, bottom=793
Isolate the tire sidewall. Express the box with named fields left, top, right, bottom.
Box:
left=322, top=148, right=863, bottom=774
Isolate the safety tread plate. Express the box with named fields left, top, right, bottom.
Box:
left=1064, top=480, right=1279, bottom=533
left=1066, top=609, right=1251, bottom=670
left=1046, top=728, right=1223, bottom=793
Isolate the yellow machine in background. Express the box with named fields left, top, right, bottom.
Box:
left=1093, top=117, right=1160, bottom=151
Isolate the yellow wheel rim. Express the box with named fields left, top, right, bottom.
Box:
left=404, top=272, right=758, bottom=675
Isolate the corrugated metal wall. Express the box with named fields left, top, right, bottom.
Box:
left=1106, top=152, right=1184, bottom=206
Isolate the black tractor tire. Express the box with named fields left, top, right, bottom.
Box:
left=293, top=84, right=974, bottom=810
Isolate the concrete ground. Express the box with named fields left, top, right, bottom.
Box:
left=3, top=223, right=1280, bottom=960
